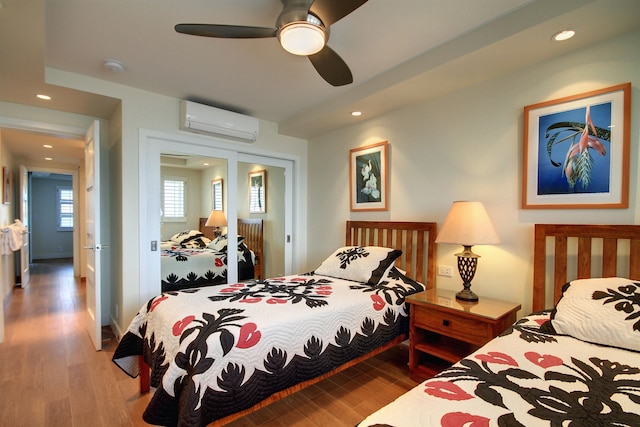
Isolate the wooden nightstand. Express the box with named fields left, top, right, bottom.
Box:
left=407, top=289, right=521, bottom=382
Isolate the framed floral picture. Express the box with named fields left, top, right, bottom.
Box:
left=350, top=141, right=388, bottom=211
left=522, top=83, right=630, bottom=209
left=249, top=170, right=266, bottom=213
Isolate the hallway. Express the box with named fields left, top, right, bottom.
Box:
left=0, top=259, right=150, bottom=426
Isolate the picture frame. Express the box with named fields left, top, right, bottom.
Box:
left=211, top=178, right=223, bottom=211
left=522, top=83, right=630, bottom=209
left=350, top=141, right=388, bottom=211
left=249, top=170, right=266, bottom=213
left=2, top=167, right=10, bottom=205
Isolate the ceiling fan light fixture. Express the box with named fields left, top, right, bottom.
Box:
left=279, top=21, right=326, bottom=56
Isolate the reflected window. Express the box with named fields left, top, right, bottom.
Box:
left=162, top=177, right=186, bottom=221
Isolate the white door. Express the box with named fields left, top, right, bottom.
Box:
left=19, top=165, right=30, bottom=287
left=85, top=120, right=102, bottom=351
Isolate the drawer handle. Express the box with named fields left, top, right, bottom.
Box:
left=442, top=319, right=450, bottom=327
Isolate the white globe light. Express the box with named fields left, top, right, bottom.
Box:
left=279, top=22, right=325, bottom=56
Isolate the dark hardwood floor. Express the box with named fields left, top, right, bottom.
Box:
left=0, top=260, right=418, bottom=426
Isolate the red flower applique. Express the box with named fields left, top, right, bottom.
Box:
left=441, top=411, right=490, bottom=427
left=172, top=315, right=195, bottom=336
left=371, top=294, right=385, bottom=311
left=215, top=258, right=224, bottom=267
left=475, top=351, right=518, bottom=367
left=239, top=297, right=262, bottom=303
left=525, top=351, right=563, bottom=368
left=424, top=381, right=474, bottom=400
left=150, top=295, right=168, bottom=312
left=237, top=322, right=261, bottom=348
left=316, top=285, right=332, bottom=295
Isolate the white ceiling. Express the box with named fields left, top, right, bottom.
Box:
left=1, top=0, right=639, bottom=166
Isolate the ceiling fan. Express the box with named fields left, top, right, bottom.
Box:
left=175, top=0, right=369, bottom=86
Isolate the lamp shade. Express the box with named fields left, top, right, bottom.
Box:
left=205, top=210, right=227, bottom=227
left=436, top=201, right=500, bottom=246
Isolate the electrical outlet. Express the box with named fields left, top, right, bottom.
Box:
left=437, top=265, right=453, bottom=277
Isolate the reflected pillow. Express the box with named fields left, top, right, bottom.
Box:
left=208, top=234, right=246, bottom=252
left=314, top=246, right=402, bottom=284
left=540, top=277, right=640, bottom=352
left=169, top=230, right=210, bottom=248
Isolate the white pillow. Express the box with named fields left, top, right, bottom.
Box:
left=314, top=246, right=402, bottom=284
left=546, top=277, right=640, bottom=352
left=208, top=234, right=245, bottom=252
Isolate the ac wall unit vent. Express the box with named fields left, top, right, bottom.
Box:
left=179, top=100, right=259, bottom=142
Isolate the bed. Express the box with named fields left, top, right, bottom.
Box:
left=113, top=220, right=437, bottom=427
left=160, top=218, right=264, bottom=292
left=358, top=223, right=640, bottom=426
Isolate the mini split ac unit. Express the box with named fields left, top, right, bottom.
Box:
left=179, top=100, right=259, bottom=142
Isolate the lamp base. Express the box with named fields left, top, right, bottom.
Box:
left=456, top=288, right=479, bottom=301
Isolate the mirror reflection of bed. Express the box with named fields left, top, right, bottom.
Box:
left=159, top=153, right=284, bottom=291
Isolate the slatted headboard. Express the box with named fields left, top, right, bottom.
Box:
left=346, top=221, right=437, bottom=290
left=199, top=217, right=264, bottom=280
left=532, top=224, right=640, bottom=312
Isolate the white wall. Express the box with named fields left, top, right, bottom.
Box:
left=160, top=166, right=204, bottom=240
left=307, top=30, right=640, bottom=316
left=46, top=69, right=309, bottom=333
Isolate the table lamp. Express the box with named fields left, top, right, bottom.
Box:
left=205, top=210, right=227, bottom=237
left=435, top=201, right=500, bottom=301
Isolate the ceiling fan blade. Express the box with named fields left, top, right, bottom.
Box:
left=175, top=24, right=277, bottom=39
left=309, top=0, right=368, bottom=26
left=308, top=45, right=353, bottom=86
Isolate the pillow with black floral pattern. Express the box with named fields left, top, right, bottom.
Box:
left=541, top=277, right=640, bottom=352
left=314, top=246, right=402, bottom=284
left=181, top=236, right=211, bottom=249
left=375, top=266, right=426, bottom=305
left=208, top=234, right=246, bottom=252
left=169, top=230, right=210, bottom=248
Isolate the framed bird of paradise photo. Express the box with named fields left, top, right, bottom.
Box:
left=522, top=83, right=630, bottom=209
left=350, top=141, right=388, bottom=211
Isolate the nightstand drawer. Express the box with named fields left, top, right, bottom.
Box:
left=414, top=308, right=490, bottom=345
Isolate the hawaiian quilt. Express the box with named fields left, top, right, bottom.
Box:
left=160, top=244, right=255, bottom=292
left=359, top=278, right=640, bottom=427
left=113, top=264, right=424, bottom=427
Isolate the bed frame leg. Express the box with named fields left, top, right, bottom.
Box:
left=139, top=355, right=150, bottom=393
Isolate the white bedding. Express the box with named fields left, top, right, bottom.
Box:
left=113, top=269, right=424, bottom=427
left=359, top=311, right=640, bottom=426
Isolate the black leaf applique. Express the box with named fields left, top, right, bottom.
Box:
left=208, top=277, right=333, bottom=308
left=336, top=247, right=369, bottom=269
left=435, top=353, right=640, bottom=426
left=592, top=282, right=640, bottom=331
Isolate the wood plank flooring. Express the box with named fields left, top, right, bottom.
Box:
left=0, top=260, right=418, bottom=426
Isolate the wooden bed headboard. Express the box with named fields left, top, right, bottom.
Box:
left=199, top=217, right=264, bottom=280
left=533, top=224, right=640, bottom=312
left=346, top=221, right=437, bottom=290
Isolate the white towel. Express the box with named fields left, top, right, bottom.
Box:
left=1, top=219, right=26, bottom=255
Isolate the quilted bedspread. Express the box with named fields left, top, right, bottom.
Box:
left=113, top=273, right=415, bottom=427
left=160, top=244, right=254, bottom=292
left=358, top=311, right=640, bottom=426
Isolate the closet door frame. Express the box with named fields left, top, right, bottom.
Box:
left=139, top=129, right=298, bottom=303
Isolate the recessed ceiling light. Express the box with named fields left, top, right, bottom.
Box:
left=552, top=30, right=575, bottom=42
left=45, top=157, right=53, bottom=161
left=36, top=94, right=51, bottom=100
left=351, top=111, right=362, bottom=117
left=103, top=59, right=125, bottom=73
left=43, top=144, right=53, bottom=148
